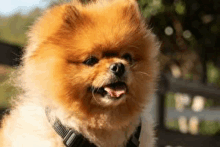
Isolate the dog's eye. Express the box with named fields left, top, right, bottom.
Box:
left=122, top=53, right=133, bottom=64
left=83, top=56, right=99, bottom=66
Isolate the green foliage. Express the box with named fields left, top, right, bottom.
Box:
left=0, top=67, right=17, bottom=108
left=200, top=121, right=220, bottom=135
left=0, top=8, right=42, bottom=46
left=145, top=0, right=220, bottom=67
left=166, top=119, right=179, bottom=131
left=174, top=0, right=185, bottom=15
left=204, top=99, right=214, bottom=108
left=165, top=92, right=175, bottom=108
left=139, top=0, right=164, bottom=18
left=207, top=62, right=220, bottom=86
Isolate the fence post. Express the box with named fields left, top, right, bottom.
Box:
left=157, top=91, right=166, bottom=129
left=157, top=74, right=168, bottom=129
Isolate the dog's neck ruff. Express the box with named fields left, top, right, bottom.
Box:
left=45, top=107, right=141, bottom=147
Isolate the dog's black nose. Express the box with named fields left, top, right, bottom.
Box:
left=110, top=63, right=125, bottom=77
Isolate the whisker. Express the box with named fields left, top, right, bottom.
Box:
left=127, top=45, right=139, bottom=50
left=135, top=71, right=150, bottom=77
left=91, top=76, right=108, bottom=105
left=97, top=77, right=106, bottom=92
left=92, top=86, right=100, bottom=105
left=130, top=63, right=137, bottom=68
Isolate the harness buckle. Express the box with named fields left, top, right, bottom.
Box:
left=63, top=130, right=84, bottom=147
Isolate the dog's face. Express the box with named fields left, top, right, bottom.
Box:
left=24, top=0, right=159, bottom=120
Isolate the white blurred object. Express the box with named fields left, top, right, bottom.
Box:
left=202, top=14, right=214, bottom=24
left=181, top=94, right=191, bottom=106
left=170, top=64, right=181, bottom=78
left=178, top=116, right=188, bottom=134
left=189, top=116, right=199, bottom=135
left=183, top=30, right=192, bottom=39
left=175, top=93, right=191, bottom=112
left=175, top=93, right=184, bottom=112
left=192, top=96, right=205, bottom=112
left=165, top=26, right=174, bottom=36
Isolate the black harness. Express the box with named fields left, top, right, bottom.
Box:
left=45, top=108, right=141, bottom=147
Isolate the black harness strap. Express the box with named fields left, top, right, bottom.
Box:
left=45, top=108, right=141, bottom=147
left=126, top=124, right=142, bottom=147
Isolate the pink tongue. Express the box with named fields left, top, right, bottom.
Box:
left=104, top=87, right=126, bottom=98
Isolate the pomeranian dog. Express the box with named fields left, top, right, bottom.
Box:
left=0, top=0, right=159, bottom=146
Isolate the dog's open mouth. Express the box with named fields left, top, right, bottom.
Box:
left=90, top=82, right=128, bottom=99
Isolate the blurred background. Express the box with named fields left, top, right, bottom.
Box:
left=0, top=0, right=219, bottom=146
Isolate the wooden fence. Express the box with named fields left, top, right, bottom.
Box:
left=156, top=73, right=220, bottom=147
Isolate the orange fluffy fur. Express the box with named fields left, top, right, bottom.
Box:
left=0, top=0, right=159, bottom=147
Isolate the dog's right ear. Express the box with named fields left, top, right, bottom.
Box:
left=63, top=5, right=81, bottom=29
